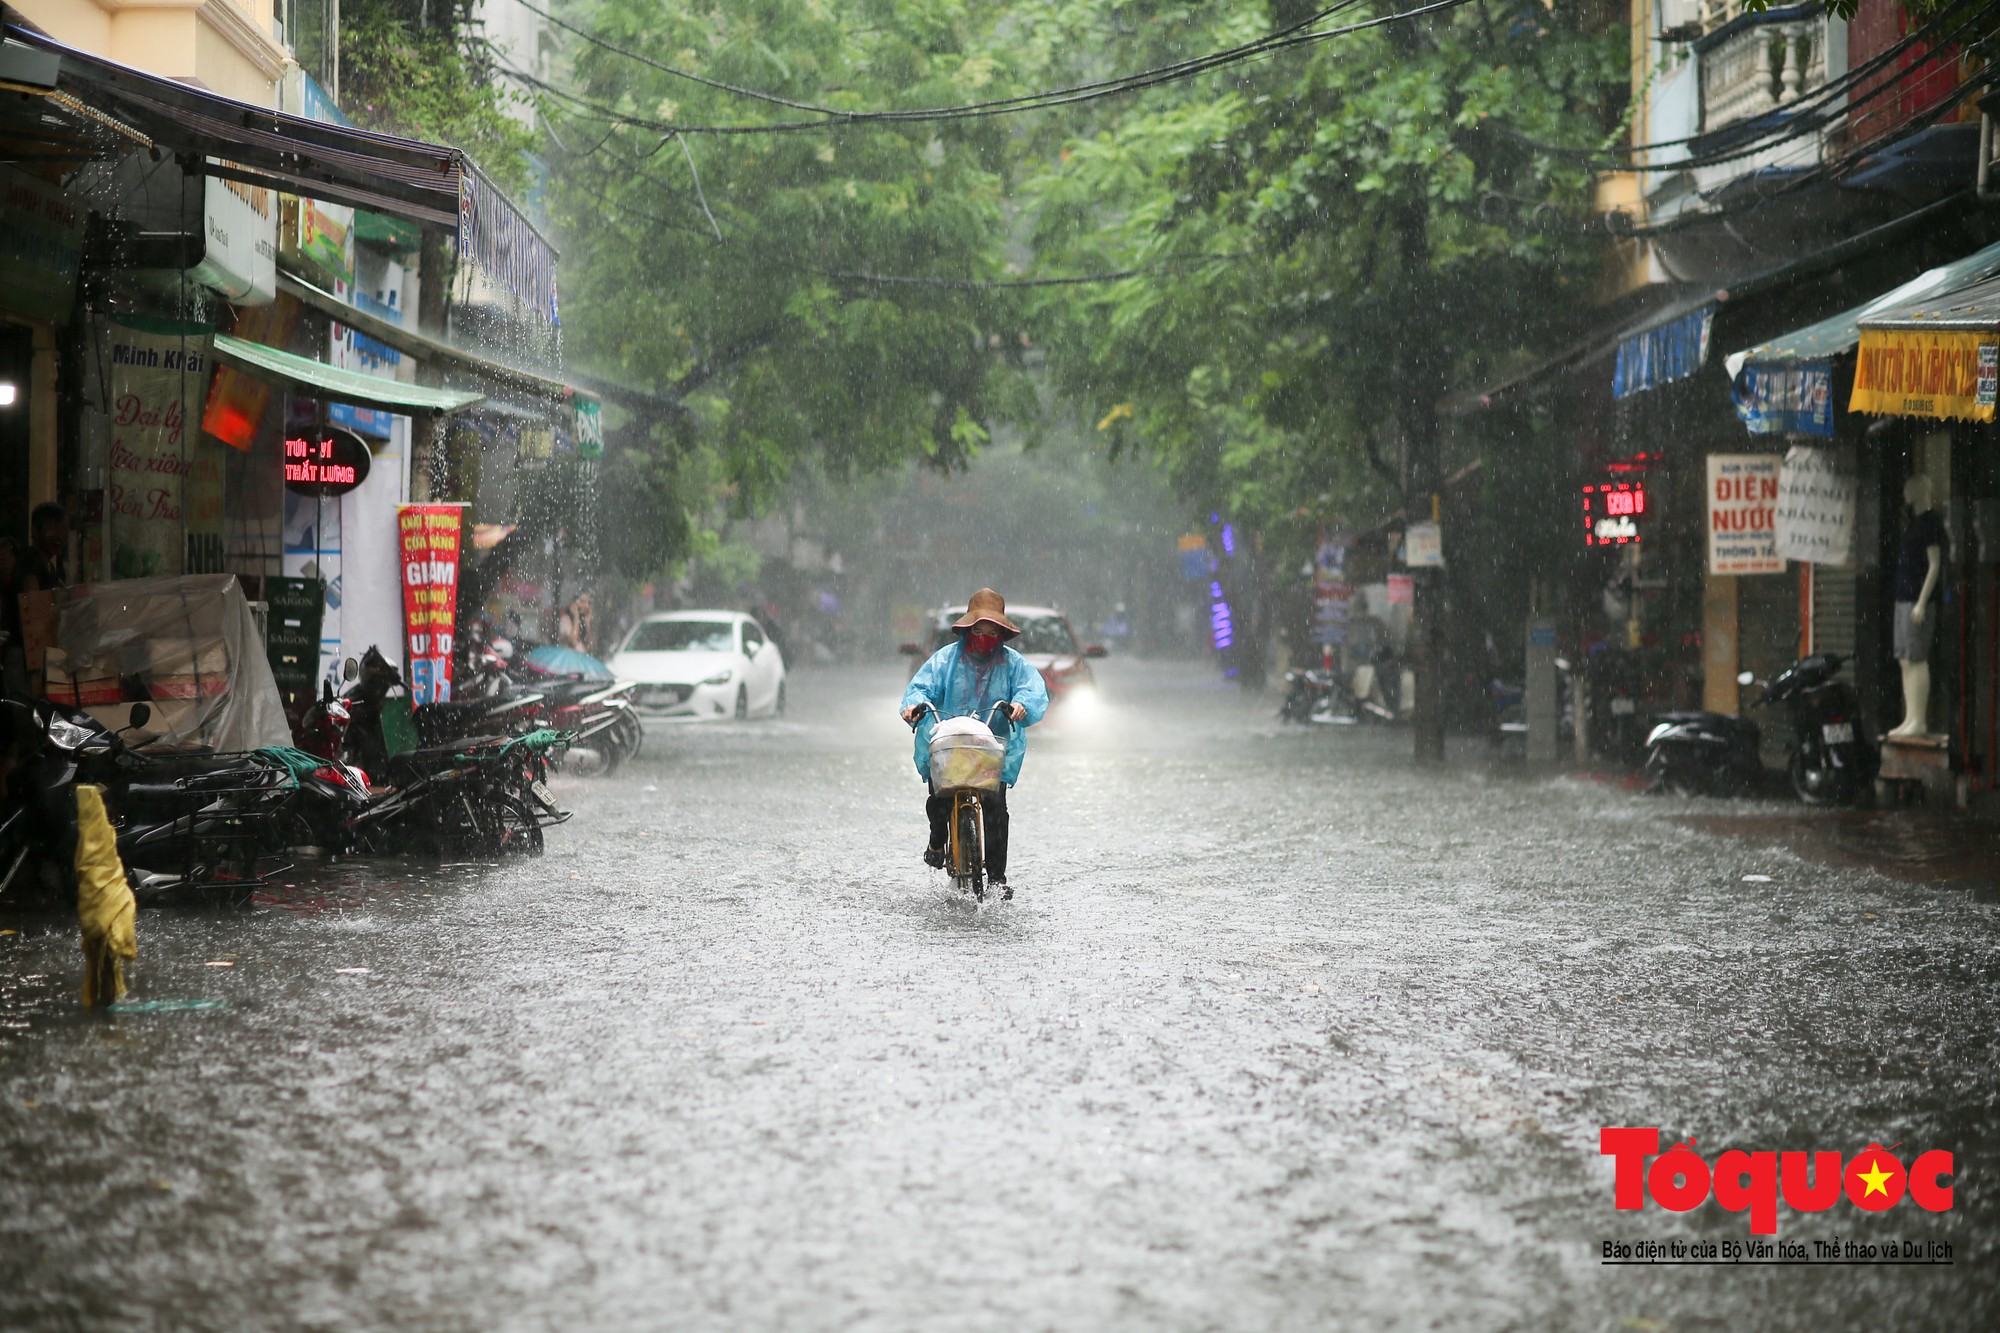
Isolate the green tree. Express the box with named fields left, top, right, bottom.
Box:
left=339, top=0, right=537, bottom=193
left=1019, top=0, right=1627, bottom=756
left=544, top=0, right=1041, bottom=554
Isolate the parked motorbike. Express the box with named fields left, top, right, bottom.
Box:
left=1644, top=653, right=1876, bottom=804
left=3, top=700, right=289, bottom=907
left=1584, top=645, right=1648, bottom=767
left=507, top=647, right=640, bottom=774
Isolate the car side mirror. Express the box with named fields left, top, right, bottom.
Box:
left=1084, top=644, right=1108, bottom=659
left=1736, top=670, right=1754, bottom=686
left=127, top=701, right=151, bottom=730
left=899, top=642, right=922, bottom=655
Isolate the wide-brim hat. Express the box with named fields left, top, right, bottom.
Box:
left=952, top=588, right=1020, bottom=637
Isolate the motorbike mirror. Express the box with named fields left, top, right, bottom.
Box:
left=344, top=656, right=359, bottom=682
left=1736, top=670, right=1755, bottom=686
left=127, top=701, right=152, bottom=730
left=1084, top=644, right=1108, bottom=659
left=898, top=642, right=922, bottom=655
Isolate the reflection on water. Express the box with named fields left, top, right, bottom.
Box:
left=2, top=661, right=1995, bottom=1331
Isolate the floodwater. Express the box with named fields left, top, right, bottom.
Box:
left=2, top=661, right=1995, bottom=1330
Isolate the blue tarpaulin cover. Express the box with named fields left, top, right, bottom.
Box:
left=1613, top=305, right=1712, bottom=399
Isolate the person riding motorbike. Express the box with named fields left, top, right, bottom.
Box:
left=899, top=589, right=1049, bottom=895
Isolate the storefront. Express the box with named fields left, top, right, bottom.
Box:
left=1850, top=272, right=2000, bottom=812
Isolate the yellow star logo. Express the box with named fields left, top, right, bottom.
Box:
left=1857, top=1158, right=1894, bottom=1198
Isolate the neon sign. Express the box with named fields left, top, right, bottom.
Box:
left=283, top=426, right=372, bottom=497
left=1582, top=481, right=1646, bottom=547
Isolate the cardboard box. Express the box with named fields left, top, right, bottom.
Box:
left=45, top=667, right=123, bottom=707
left=148, top=673, right=230, bottom=700
left=147, top=637, right=230, bottom=677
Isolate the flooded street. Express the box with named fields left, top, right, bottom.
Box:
left=3, top=660, right=1996, bottom=1331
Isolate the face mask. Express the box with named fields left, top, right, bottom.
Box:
left=966, top=631, right=1000, bottom=656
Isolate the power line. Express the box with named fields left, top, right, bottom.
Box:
left=513, top=0, right=1478, bottom=135
left=517, top=0, right=1364, bottom=121
left=1515, top=0, right=1997, bottom=172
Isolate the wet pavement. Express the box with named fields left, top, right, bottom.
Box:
left=2, top=660, right=1996, bottom=1330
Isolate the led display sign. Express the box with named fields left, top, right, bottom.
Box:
left=283, top=426, right=372, bottom=497
left=1582, top=481, right=1646, bottom=547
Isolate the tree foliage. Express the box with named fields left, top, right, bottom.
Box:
left=340, top=0, right=537, bottom=193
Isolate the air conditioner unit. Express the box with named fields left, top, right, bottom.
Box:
left=1659, top=0, right=1703, bottom=40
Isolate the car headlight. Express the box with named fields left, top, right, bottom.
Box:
left=702, top=670, right=734, bottom=686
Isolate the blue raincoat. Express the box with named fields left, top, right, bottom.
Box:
left=902, top=641, right=1050, bottom=786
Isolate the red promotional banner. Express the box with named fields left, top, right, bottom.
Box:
left=398, top=504, right=464, bottom=705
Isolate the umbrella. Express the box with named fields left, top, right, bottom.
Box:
left=523, top=644, right=615, bottom=680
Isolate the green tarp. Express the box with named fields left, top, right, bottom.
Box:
left=211, top=333, right=484, bottom=417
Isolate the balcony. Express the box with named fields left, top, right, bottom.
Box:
left=1695, top=5, right=1829, bottom=136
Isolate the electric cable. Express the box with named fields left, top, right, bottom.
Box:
left=517, top=0, right=1368, bottom=121
left=507, top=0, right=1479, bottom=135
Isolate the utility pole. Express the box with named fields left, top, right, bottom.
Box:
left=1394, top=195, right=1447, bottom=766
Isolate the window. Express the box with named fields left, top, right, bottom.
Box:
left=624, top=620, right=735, bottom=653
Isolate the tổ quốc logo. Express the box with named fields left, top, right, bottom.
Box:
left=1601, top=1129, right=1952, bottom=1235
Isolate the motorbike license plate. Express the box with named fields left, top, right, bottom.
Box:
left=1610, top=697, right=1636, bottom=715
left=1822, top=722, right=1855, bottom=744
left=530, top=780, right=558, bottom=810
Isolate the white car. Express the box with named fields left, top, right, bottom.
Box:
left=610, top=611, right=786, bottom=720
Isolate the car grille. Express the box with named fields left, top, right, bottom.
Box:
left=638, top=684, right=694, bottom=706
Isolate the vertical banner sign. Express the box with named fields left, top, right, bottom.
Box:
left=1774, top=445, right=1858, bottom=566
left=1313, top=536, right=1351, bottom=647
left=106, top=319, right=210, bottom=580
left=1707, top=454, right=1783, bottom=574
left=398, top=504, right=464, bottom=705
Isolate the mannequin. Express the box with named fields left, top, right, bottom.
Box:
left=1888, top=473, right=1944, bottom=738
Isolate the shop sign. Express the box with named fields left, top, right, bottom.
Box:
left=1728, top=360, right=1833, bottom=437
left=398, top=504, right=465, bottom=705
left=283, top=427, right=372, bottom=496
left=1177, top=533, right=1210, bottom=580
left=1404, top=521, right=1444, bottom=568
left=573, top=391, right=604, bottom=460
left=1851, top=329, right=1998, bottom=423
left=1311, top=535, right=1349, bottom=646
left=1582, top=481, right=1646, bottom=547
left=1385, top=573, right=1414, bottom=606
left=0, top=165, right=84, bottom=324
left=192, top=171, right=276, bottom=306
left=1775, top=445, right=1858, bottom=566
left=106, top=318, right=212, bottom=580
left=1707, top=454, right=1783, bottom=575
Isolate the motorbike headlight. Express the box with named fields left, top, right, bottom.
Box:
left=702, top=670, right=734, bottom=686
left=46, top=719, right=95, bottom=751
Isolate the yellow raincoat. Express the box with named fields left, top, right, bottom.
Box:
left=75, top=785, right=135, bottom=1008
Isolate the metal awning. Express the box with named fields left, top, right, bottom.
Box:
left=278, top=271, right=683, bottom=417
left=279, top=273, right=568, bottom=398
left=1861, top=269, right=2000, bottom=332
left=1733, top=237, right=2000, bottom=367
left=211, top=334, right=484, bottom=417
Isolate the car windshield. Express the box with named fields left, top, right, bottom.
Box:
left=934, top=613, right=1078, bottom=656
left=625, top=620, right=735, bottom=653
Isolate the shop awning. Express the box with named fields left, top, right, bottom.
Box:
left=1849, top=270, right=2000, bottom=423
left=1613, top=302, right=1712, bottom=399
left=4, top=21, right=554, bottom=320
left=277, top=271, right=683, bottom=417
left=1720, top=238, right=2000, bottom=429
left=210, top=334, right=484, bottom=418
